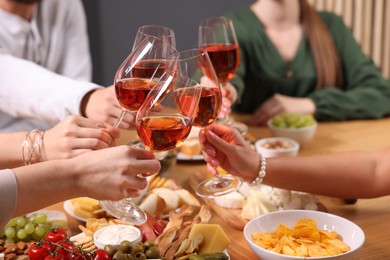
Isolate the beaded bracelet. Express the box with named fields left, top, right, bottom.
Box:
left=22, top=129, right=45, bottom=165
left=250, top=153, right=267, bottom=185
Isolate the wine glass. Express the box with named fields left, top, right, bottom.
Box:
left=133, top=25, right=176, bottom=50
left=177, top=48, right=243, bottom=197
left=113, top=35, right=179, bottom=127
left=198, top=16, right=248, bottom=135
left=99, top=36, right=179, bottom=224
left=136, top=71, right=202, bottom=157
left=177, top=48, right=222, bottom=127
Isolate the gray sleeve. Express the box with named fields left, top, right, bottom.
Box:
left=0, top=169, right=17, bottom=230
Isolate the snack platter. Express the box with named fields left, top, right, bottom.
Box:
left=59, top=175, right=231, bottom=260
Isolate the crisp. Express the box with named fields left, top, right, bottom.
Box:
left=251, top=218, right=351, bottom=257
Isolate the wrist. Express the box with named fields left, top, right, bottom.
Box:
left=250, top=153, right=267, bottom=185
left=80, top=89, right=96, bottom=117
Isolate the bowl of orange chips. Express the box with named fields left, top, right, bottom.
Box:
left=244, top=210, right=364, bottom=259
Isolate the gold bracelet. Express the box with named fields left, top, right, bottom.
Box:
left=250, top=153, right=267, bottom=185
left=22, top=129, right=45, bottom=165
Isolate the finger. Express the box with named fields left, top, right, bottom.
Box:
left=73, top=128, right=115, bottom=146
left=126, top=189, right=141, bottom=198
left=68, top=138, right=113, bottom=150
left=204, top=129, right=232, bottom=154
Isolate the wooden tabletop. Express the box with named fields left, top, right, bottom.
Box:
left=50, top=116, right=390, bottom=259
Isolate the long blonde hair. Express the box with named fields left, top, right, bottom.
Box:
left=300, top=0, right=344, bottom=89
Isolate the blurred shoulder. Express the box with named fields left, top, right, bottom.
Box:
left=39, top=0, right=85, bottom=17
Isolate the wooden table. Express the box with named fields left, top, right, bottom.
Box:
left=50, top=117, right=390, bottom=259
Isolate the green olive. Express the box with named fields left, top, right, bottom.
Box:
left=119, top=240, right=132, bottom=253
left=113, top=251, right=127, bottom=260
left=143, top=240, right=156, bottom=249
left=131, top=244, right=144, bottom=255
left=134, top=241, right=145, bottom=250
left=126, top=254, right=135, bottom=260
left=134, top=252, right=146, bottom=260
left=145, top=246, right=160, bottom=259
left=104, top=244, right=117, bottom=256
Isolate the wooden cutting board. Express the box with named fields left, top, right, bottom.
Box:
left=187, top=171, right=327, bottom=231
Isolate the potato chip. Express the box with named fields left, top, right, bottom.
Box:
left=251, top=218, right=351, bottom=257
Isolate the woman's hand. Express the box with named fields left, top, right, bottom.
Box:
left=70, top=145, right=161, bottom=201
left=199, top=124, right=259, bottom=182
left=248, top=94, right=316, bottom=126
left=43, top=115, right=121, bottom=161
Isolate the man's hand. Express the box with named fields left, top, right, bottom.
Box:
left=81, top=86, right=135, bottom=129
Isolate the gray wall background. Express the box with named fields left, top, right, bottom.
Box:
left=81, top=0, right=255, bottom=86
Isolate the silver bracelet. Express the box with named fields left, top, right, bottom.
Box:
left=22, top=129, right=45, bottom=165
left=250, top=153, right=267, bottom=185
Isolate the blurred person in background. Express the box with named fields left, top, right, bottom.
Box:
left=0, top=0, right=134, bottom=132
left=222, top=0, right=390, bottom=126
left=200, top=124, right=390, bottom=199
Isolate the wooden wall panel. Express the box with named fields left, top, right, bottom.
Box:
left=309, top=0, right=389, bottom=78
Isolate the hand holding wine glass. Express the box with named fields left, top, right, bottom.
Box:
left=100, top=36, right=179, bottom=224
left=177, top=48, right=243, bottom=197
left=198, top=16, right=248, bottom=135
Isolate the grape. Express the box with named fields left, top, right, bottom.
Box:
left=17, top=229, right=27, bottom=240
left=16, top=216, right=26, bottom=227
left=24, top=222, right=35, bottom=234
left=5, top=218, right=17, bottom=227
left=1, top=212, right=51, bottom=242
left=34, top=213, right=48, bottom=224
left=34, top=226, right=46, bottom=238
left=272, top=113, right=316, bottom=129
left=4, top=238, right=14, bottom=244
left=4, top=226, right=16, bottom=239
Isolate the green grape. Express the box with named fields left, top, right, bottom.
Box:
left=16, top=216, right=26, bottom=227
left=4, top=226, right=16, bottom=239
left=4, top=238, right=14, bottom=244
left=24, top=223, right=35, bottom=234
left=17, top=229, right=27, bottom=240
left=272, top=113, right=316, bottom=129
left=34, top=226, right=46, bottom=238
left=34, top=213, right=47, bottom=224
left=5, top=218, right=17, bottom=227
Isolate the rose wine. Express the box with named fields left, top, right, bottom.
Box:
left=176, top=87, right=222, bottom=127
left=137, top=115, right=192, bottom=151
left=115, top=78, right=156, bottom=112
left=202, top=44, right=239, bottom=85
left=131, top=59, right=169, bottom=78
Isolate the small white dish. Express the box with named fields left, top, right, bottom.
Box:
left=63, top=200, right=87, bottom=222
left=93, top=224, right=142, bottom=249
left=267, top=118, right=317, bottom=144
left=255, top=137, right=299, bottom=158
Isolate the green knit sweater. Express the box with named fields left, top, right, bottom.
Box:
left=227, top=9, right=390, bottom=121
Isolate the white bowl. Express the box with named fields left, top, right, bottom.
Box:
left=255, top=137, right=299, bottom=158
left=244, top=210, right=365, bottom=260
left=93, top=224, right=142, bottom=249
left=267, top=119, right=317, bottom=144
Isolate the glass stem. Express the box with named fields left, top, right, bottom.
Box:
left=114, top=110, right=127, bottom=127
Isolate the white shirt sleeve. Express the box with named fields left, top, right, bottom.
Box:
left=0, top=169, right=17, bottom=230
left=0, top=54, right=101, bottom=123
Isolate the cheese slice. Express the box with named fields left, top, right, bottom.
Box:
left=214, top=191, right=245, bottom=209
left=188, top=224, right=231, bottom=254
